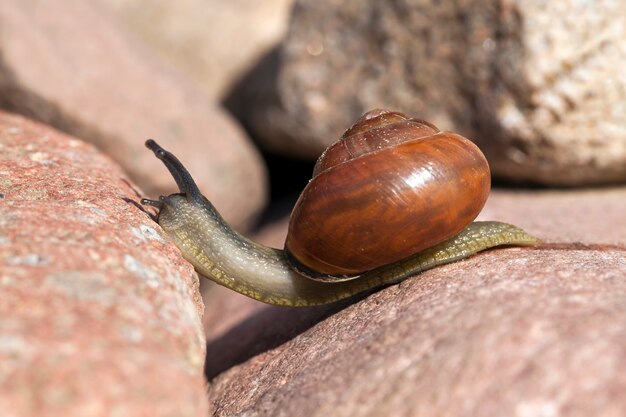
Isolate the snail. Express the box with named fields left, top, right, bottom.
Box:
left=141, top=109, right=539, bottom=307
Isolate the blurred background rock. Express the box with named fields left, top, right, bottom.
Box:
left=99, top=0, right=293, bottom=100
left=224, top=0, right=626, bottom=186
left=0, top=0, right=276, bottom=231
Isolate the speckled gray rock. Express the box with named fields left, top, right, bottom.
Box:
left=99, top=0, right=293, bottom=98
left=0, top=111, right=207, bottom=416
left=0, top=0, right=267, bottom=229
left=230, top=0, right=626, bottom=185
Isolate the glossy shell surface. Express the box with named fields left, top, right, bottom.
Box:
left=285, top=110, right=491, bottom=277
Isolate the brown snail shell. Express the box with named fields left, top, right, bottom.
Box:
left=285, top=109, right=491, bottom=277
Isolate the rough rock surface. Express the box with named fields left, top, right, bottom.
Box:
left=0, top=0, right=267, bottom=229
left=0, top=111, right=207, bottom=416
left=202, top=186, right=626, bottom=416
left=229, top=0, right=626, bottom=185
left=478, top=187, right=626, bottom=245
left=99, top=0, right=293, bottom=98
left=206, top=249, right=626, bottom=417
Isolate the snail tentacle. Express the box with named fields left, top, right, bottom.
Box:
left=145, top=139, right=204, bottom=204
left=140, top=197, right=164, bottom=209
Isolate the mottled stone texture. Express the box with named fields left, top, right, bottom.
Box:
left=229, top=0, right=626, bottom=185
left=203, top=186, right=626, bottom=416
left=478, top=187, right=626, bottom=246
left=0, top=0, right=267, bottom=229
left=0, top=111, right=207, bottom=416
left=99, top=0, right=293, bottom=98
left=206, top=249, right=626, bottom=417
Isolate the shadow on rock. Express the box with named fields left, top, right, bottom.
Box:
left=204, top=292, right=369, bottom=380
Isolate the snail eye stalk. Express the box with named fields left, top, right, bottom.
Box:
left=144, top=139, right=204, bottom=204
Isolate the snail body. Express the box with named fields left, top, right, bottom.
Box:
left=142, top=110, right=539, bottom=307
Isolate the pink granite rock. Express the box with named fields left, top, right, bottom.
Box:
left=0, top=0, right=267, bottom=229
left=0, top=111, right=207, bottom=416
left=207, top=248, right=626, bottom=417
left=478, top=187, right=626, bottom=246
